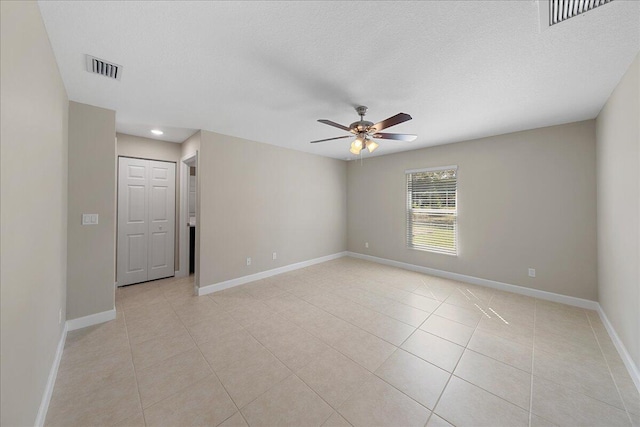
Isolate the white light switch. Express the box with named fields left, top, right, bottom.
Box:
left=82, top=214, right=99, bottom=225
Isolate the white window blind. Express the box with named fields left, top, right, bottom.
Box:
left=406, top=166, right=457, bottom=255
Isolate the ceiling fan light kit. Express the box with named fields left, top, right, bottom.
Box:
left=311, top=106, right=417, bottom=156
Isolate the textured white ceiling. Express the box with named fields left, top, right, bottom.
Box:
left=38, top=1, right=639, bottom=159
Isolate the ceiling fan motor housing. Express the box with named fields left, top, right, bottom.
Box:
left=350, top=121, right=374, bottom=133
left=351, top=106, right=373, bottom=133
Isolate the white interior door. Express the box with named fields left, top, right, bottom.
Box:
left=117, top=157, right=176, bottom=286
left=147, top=160, right=176, bottom=281
left=117, top=157, right=149, bottom=286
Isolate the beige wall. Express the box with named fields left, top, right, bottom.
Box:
left=67, top=102, right=116, bottom=319
left=182, top=131, right=201, bottom=158
left=0, top=2, right=69, bottom=425
left=116, top=133, right=182, bottom=271
left=347, top=121, right=598, bottom=300
left=198, top=131, right=347, bottom=286
left=596, top=53, right=640, bottom=369
left=117, top=132, right=182, bottom=162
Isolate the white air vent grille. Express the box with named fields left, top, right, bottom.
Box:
left=550, top=0, right=614, bottom=26
left=86, top=55, right=122, bottom=80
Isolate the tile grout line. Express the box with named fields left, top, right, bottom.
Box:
left=294, top=305, right=436, bottom=415
left=278, top=265, right=635, bottom=422
left=205, top=267, right=626, bottom=425
left=431, top=292, right=542, bottom=419
left=295, top=282, right=440, bottom=350
left=586, top=310, right=634, bottom=425
left=329, top=287, right=432, bottom=329
left=210, top=269, right=567, bottom=425
left=422, top=288, right=494, bottom=427
left=206, top=289, right=334, bottom=421
left=536, top=304, right=633, bottom=407
left=285, top=288, right=406, bottom=348
left=170, top=290, right=250, bottom=426
left=528, top=303, right=632, bottom=422
left=64, top=263, right=618, bottom=427
left=233, top=316, right=336, bottom=426
left=254, top=282, right=440, bottom=422
left=328, top=282, right=436, bottom=328
left=126, top=280, right=242, bottom=426
left=362, top=294, right=450, bottom=420
left=471, top=305, right=627, bottom=412
left=119, top=297, right=150, bottom=427
left=282, top=275, right=538, bottom=425
left=123, top=286, right=213, bottom=419
left=239, top=315, right=325, bottom=392
left=322, top=275, right=461, bottom=424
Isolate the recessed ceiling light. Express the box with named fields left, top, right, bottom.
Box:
left=151, top=129, right=163, bottom=135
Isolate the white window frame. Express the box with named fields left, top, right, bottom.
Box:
left=406, top=165, right=458, bottom=256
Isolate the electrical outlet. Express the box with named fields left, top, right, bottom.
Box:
left=246, top=257, right=252, bottom=266
left=272, top=252, right=277, bottom=260
left=58, top=308, right=62, bottom=325
left=365, top=242, right=369, bottom=249
left=528, top=268, right=536, bottom=278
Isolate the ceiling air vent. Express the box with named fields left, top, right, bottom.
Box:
left=86, top=55, right=122, bottom=80
left=549, top=0, right=614, bottom=26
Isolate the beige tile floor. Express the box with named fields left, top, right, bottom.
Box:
left=46, top=257, right=640, bottom=427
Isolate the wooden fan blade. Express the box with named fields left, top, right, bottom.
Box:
left=371, top=113, right=412, bottom=132
left=310, top=135, right=352, bottom=144
left=318, top=119, right=352, bottom=132
left=372, top=133, right=417, bottom=142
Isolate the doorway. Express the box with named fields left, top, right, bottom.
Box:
left=116, top=157, right=176, bottom=286
left=179, top=152, right=198, bottom=291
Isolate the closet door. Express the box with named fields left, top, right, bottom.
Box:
left=117, top=158, right=176, bottom=286
left=147, top=160, right=176, bottom=281
left=117, top=157, right=149, bottom=286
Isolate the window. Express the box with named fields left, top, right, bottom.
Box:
left=406, top=166, right=458, bottom=255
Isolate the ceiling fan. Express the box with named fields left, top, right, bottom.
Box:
left=311, top=106, right=417, bottom=155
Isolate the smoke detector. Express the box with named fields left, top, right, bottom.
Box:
left=86, top=55, right=122, bottom=80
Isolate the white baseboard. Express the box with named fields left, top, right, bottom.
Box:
left=66, top=307, right=117, bottom=332
left=175, top=269, right=187, bottom=278
left=347, top=252, right=599, bottom=310
left=34, top=323, right=67, bottom=427
left=597, top=306, right=640, bottom=391
left=198, top=251, right=348, bottom=296
left=35, top=307, right=118, bottom=425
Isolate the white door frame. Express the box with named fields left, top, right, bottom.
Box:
left=177, top=152, right=198, bottom=292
